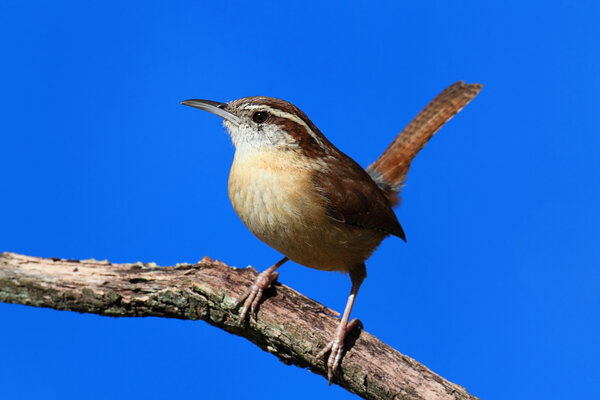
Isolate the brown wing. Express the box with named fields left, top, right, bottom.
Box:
left=312, top=153, right=406, bottom=241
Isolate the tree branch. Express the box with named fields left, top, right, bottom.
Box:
left=0, top=252, right=477, bottom=400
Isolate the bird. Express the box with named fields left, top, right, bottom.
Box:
left=181, top=81, right=482, bottom=384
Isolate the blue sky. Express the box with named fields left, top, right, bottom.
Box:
left=1, top=1, right=598, bottom=399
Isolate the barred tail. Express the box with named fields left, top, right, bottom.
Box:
left=367, top=81, right=482, bottom=206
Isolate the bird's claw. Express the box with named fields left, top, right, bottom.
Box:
left=234, top=269, right=279, bottom=324
left=316, top=318, right=361, bottom=385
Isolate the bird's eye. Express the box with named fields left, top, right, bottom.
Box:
left=252, top=111, right=269, bottom=124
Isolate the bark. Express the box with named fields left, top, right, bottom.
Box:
left=0, top=252, right=478, bottom=400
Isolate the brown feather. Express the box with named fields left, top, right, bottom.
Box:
left=312, top=152, right=406, bottom=241
left=367, top=81, right=482, bottom=206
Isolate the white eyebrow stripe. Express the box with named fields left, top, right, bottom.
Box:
left=249, top=105, right=327, bottom=149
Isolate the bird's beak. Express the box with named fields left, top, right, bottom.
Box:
left=181, top=99, right=241, bottom=125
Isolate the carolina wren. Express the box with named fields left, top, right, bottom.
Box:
left=181, top=81, right=482, bottom=383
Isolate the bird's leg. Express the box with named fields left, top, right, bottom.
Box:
left=235, top=257, right=289, bottom=324
left=316, top=264, right=365, bottom=385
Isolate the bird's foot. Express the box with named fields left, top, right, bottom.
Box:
left=316, top=318, right=361, bottom=385
left=234, top=268, right=279, bottom=324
